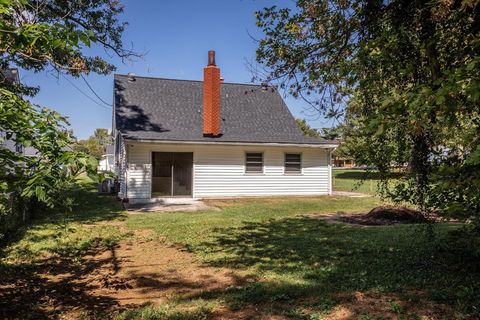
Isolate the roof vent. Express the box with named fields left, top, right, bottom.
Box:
left=127, top=72, right=136, bottom=82
left=261, top=81, right=269, bottom=91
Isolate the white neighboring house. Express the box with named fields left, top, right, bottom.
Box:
left=113, top=51, right=338, bottom=203
left=98, top=145, right=114, bottom=172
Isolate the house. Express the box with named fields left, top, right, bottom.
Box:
left=98, top=145, right=114, bottom=172
left=332, top=157, right=356, bottom=168
left=113, top=51, right=338, bottom=203
left=1, top=68, right=38, bottom=157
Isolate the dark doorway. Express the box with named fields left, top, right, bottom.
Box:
left=152, top=152, right=193, bottom=197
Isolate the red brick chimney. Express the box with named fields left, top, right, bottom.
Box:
left=203, top=51, right=221, bottom=137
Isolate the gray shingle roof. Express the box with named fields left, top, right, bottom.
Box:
left=114, top=74, right=332, bottom=145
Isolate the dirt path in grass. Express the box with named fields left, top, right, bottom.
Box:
left=0, top=229, right=256, bottom=319
left=77, top=232, right=243, bottom=306
left=1, top=227, right=456, bottom=320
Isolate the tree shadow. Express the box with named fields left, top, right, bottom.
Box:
left=188, top=217, right=478, bottom=315
left=0, top=185, right=130, bottom=319
left=62, top=183, right=127, bottom=224
left=0, top=183, right=126, bottom=258
left=114, top=79, right=169, bottom=133
left=335, top=170, right=403, bottom=180
left=0, top=245, right=127, bottom=319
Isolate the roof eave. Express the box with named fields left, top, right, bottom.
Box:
left=122, top=137, right=338, bottom=149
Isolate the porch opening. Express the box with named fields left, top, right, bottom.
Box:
left=152, top=152, right=193, bottom=197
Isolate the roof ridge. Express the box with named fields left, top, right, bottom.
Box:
left=114, top=73, right=264, bottom=87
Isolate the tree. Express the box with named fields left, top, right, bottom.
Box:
left=93, top=128, right=113, bottom=147
left=255, top=0, right=480, bottom=226
left=0, top=0, right=135, bottom=239
left=319, top=126, right=341, bottom=141
left=295, top=118, right=320, bottom=137
left=73, top=128, right=113, bottom=159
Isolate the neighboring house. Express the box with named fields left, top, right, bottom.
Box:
left=113, top=51, right=338, bottom=203
left=0, top=132, right=38, bottom=157
left=332, top=157, right=356, bottom=168
left=98, top=145, right=114, bottom=172
left=1, top=68, right=38, bottom=157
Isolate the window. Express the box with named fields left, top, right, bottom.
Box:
left=15, top=144, right=23, bottom=154
left=285, top=153, right=301, bottom=173
left=245, top=152, right=263, bottom=173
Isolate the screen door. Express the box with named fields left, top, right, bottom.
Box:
left=152, top=152, right=193, bottom=197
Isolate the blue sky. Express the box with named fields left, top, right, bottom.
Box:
left=20, top=0, right=332, bottom=139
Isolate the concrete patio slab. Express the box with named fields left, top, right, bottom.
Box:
left=332, top=191, right=371, bottom=197
left=124, top=198, right=218, bottom=213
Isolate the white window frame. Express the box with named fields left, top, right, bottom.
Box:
left=284, top=152, right=302, bottom=174
left=245, top=151, right=264, bottom=174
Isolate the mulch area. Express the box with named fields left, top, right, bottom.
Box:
left=309, top=205, right=442, bottom=226
left=341, top=205, right=428, bottom=226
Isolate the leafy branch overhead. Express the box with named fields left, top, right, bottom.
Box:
left=0, top=0, right=135, bottom=239
left=0, top=0, right=139, bottom=75
left=256, top=0, right=480, bottom=224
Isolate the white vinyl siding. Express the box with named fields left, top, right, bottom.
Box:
left=123, top=142, right=331, bottom=202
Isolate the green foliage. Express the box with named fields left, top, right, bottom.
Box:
left=0, top=0, right=133, bottom=75
left=255, top=0, right=480, bottom=224
left=0, top=0, right=133, bottom=241
left=73, top=128, right=113, bottom=159
left=0, top=88, right=100, bottom=242
left=1, top=182, right=127, bottom=265
left=319, top=126, right=341, bottom=140
left=296, top=118, right=320, bottom=137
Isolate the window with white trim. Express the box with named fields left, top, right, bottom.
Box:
left=285, top=153, right=301, bottom=173
left=245, top=152, right=263, bottom=173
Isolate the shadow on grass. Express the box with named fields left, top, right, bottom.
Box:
left=187, top=217, right=479, bottom=316
left=0, top=184, right=128, bottom=319
left=334, top=170, right=404, bottom=180
left=57, top=182, right=127, bottom=224
left=0, top=183, right=126, bottom=251
left=0, top=246, right=122, bottom=319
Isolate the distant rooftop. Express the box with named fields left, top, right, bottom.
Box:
left=1, top=68, right=19, bottom=83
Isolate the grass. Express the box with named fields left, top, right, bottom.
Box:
left=333, top=169, right=403, bottom=195
left=126, top=200, right=479, bottom=318
left=1, top=182, right=479, bottom=319
left=114, top=302, right=215, bottom=320
left=0, top=183, right=129, bottom=265
left=333, top=169, right=380, bottom=194
left=126, top=196, right=380, bottom=246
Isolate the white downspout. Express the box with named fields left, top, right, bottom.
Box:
left=328, top=148, right=333, bottom=195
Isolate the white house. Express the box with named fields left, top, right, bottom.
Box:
left=113, top=51, right=337, bottom=203
left=98, top=145, right=114, bottom=172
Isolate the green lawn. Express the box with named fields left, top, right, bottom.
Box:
left=1, top=184, right=479, bottom=319
left=333, top=169, right=379, bottom=194
left=333, top=169, right=403, bottom=195
left=126, top=199, right=479, bottom=319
